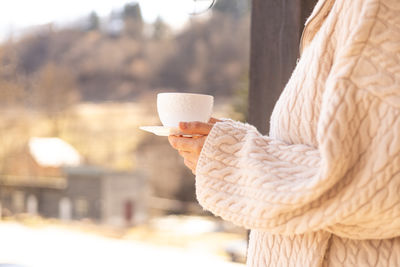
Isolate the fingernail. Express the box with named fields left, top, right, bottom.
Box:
left=180, top=122, right=187, bottom=129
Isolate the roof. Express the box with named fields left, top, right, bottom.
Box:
left=28, top=137, right=82, bottom=168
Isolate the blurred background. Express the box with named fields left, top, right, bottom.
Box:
left=0, top=0, right=250, bottom=266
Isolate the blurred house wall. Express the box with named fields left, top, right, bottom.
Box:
left=102, top=172, right=149, bottom=226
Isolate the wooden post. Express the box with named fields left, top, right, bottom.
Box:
left=248, top=0, right=317, bottom=134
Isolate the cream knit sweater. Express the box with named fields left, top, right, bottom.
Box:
left=195, top=0, right=400, bottom=266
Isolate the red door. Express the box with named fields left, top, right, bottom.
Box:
left=124, top=200, right=135, bottom=225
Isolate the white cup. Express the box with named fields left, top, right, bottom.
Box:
left=157, top=93, right=214, bottom=128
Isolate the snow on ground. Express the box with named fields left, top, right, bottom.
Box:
left=0, top=222, right=244, bottom=267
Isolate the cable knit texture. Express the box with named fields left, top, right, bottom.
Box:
left=195, top=0, right=400, bottom=266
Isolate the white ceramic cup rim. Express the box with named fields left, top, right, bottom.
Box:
left=157, top=92, right=213, bottom=98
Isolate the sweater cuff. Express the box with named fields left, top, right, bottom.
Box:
left=196, top=119, right=254, bottom=176
left=195, top=120, right=255, bottom=213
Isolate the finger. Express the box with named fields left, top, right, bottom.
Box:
left=209, top=117, right=221, bottom=124
left=184, top=158, right=196, bottom=173
left=169, top=135, right=205, bottom=154
left=179, top=150, right=198, bottom=162
left=179, top=150, right=199, bottom=174
left=179, top=121, right=213, bottom=135
left=178, top=150, right=190, bottom=157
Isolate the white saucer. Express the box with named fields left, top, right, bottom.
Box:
left=139, top=126, right=181, bottom=136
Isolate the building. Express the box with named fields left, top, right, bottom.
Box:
left=0, top=137, right=149, bottom=226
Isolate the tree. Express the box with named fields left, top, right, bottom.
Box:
left=123, top=3, right=143, bottom=38
left=87, top=11, right=100, bottom=31
left=33, top=63, right=80, bottom=135
left=0, top=43, right=29, bottom=173
left=0, top=44, right=25, bottom=107
left=213, top=0, right=250, bottom=19
left=157, top=14, right=249, bottom=96
left=152, top=17, right=171, bottom=40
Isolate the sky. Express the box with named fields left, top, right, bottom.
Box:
left=0, top=0, right=214, bottom=40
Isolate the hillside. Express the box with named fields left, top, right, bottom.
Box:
left=1, top=2, right=250, bottom=103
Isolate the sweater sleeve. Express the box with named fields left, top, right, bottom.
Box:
left=195, top=0, right=400, bottom=239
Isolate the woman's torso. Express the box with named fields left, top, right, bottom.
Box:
left=258, top=0, right=400, bottom=266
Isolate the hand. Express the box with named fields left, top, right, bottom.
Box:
left=168, top=118, right=220, bottom=174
